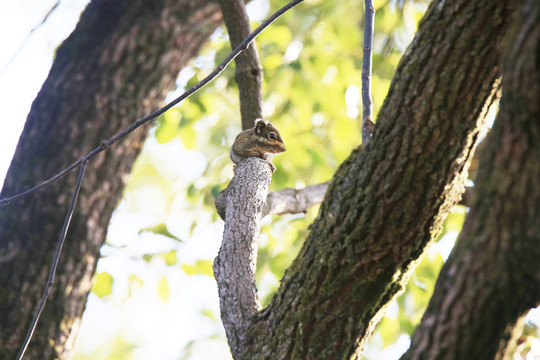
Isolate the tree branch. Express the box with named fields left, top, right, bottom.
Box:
left=262, top=181, right=328, bottom=217
left=216, top=181, right=330, bottom=220
left=266, top=183, right=473, bottom=215
left=213, top=158, right=272, bottom=358
left=361, top=0, right=375, bottom=144
left=1, top=2, right=225, bottom=357
left=218, top=0, right=264, bottom=130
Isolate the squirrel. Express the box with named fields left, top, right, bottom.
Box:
left=230, top=119, right=286, bottom=172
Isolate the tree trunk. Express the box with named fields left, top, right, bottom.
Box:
left=0, top=0, right=222, bottom=358
left=214, top=158, right=273, bottom=358
left=402, top=0, right=540, bottom=358
left=241, top=0, right=515, bottom=358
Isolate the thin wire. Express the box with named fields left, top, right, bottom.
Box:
left=15, top=160, right=87, bottom=360
left=0, top=0, right=304, bottom=206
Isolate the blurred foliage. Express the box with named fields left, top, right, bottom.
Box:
left=92, top=271, right=113, bottom=298
left=515, top=320, right=540, bottom=358
left=80, top=0, right=539, bottom=359
left=157, top=276, right=170, bottom=302
left=139, top=223, right=183, bottom=242
left=74, top=336, right=136, bottom=360
left=182, top=259, right=214, bottom=277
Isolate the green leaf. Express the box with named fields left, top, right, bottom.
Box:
left=444, top=207, right=466, bottom=232
left=379, top=317, right=401, bottom=347
left=261, top=24, right=292, bottom=47
left=157, top=276, right=170, bottom=302
left=142, top=254, right=153, bottom=263
left=138, top=223, right=182, bottom=242
left=181, top=259, right=214, bottom=277
left=178, top=125, right=197, bottom=149
left=200, top=308, right=217, bottom=322
left=128, top=274, right=143, bottom=287
left=211, top=184, right=223, bottom=198
left=155, top=109, right=181, bottom=143
left=128, top=274, right=143, bottom=297
left=162, top=250, right=177, bottom=266
left=263, top=53, right=284, bottom=71
left=92, top=272, right=113, bottom=298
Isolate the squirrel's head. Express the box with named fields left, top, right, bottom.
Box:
left=253, top=119, right=286, bottom=154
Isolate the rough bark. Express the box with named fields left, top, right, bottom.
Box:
left=402, top=1, right=540, bottom=358
left=0, top=0, right=222, bottom=358
left=213, top=158, right=273, bottom=359
left=240, top=0, right=515, bottom=358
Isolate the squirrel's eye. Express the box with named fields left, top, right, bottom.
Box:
left=268, top=133, right=277, bottom=140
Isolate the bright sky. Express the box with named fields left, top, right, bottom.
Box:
left=0, top=0, right=91, bottom=186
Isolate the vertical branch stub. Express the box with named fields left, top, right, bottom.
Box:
left=213, top=158, right=272, bottom=358
left=218, top=0, right=264, bottom=130
left=362, top=1, right=375, bottom=145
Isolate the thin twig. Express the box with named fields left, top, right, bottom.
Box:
left=0, top=0, right=304, bottom=206
left=15, top=160, right=87, bottom=360
left=361, top=0, right=375, bottom=144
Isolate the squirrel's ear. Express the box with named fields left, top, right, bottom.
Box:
left=254, top=119, right=267, bottom=134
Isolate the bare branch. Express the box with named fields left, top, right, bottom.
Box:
left=216, top=181, right=329, bottom=220
left=361, top=0, right=375, bottom=144
left=262, top=181, right=329, bottom=217
left=0, top=0, right=305, bottom=206
left=213, top=158, right=272, bottom=358
left=218, top=0, right=264, bottom=129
